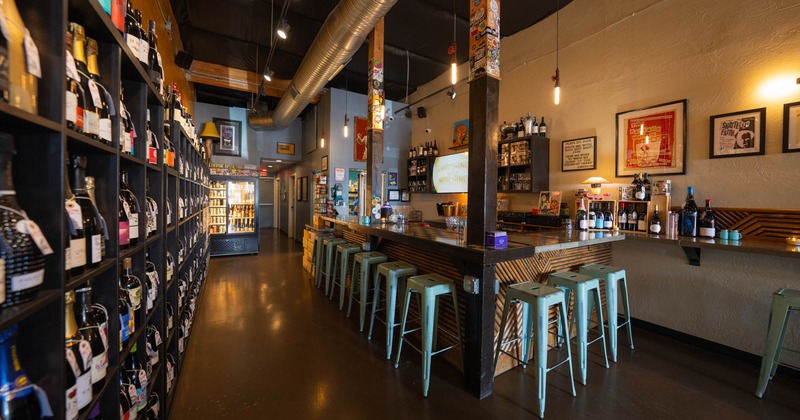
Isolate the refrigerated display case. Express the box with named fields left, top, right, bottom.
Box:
left=209, top=176, right=260, bottom=256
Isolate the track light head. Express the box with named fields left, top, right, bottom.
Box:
left=276, top=19, right=290, bottom=39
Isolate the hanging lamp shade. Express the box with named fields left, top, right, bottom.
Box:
left=199, top=122, right=221, bottom=140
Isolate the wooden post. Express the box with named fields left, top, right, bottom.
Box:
left=366, top=18, right=385, bottom=205
left=464, top=0, right=501, bottom=399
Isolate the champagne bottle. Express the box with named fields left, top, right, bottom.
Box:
left=681, top=186, right=699, bottom=237
left=75, top=282, right=108, bottom=391
left=699, top=199, right=716, bottom=238
left=120, top=171, right=141, bottom=245
left=649, top=205, right=662, bottom=234
left=2, top=0, right=38, bottom=114
left=65, top=30, right=84, bottom=132
left=538, top=116, right=547, bottom=137
left=71, top=156, right=102, bottom=268
left=1, top=326, right=42, bottom=419
left=86, top=38, right=113, bottom=145
left=70, top=23, right=100, bottom=140
left=618, top=203, right=627, bottom=230
left=0, top=133, right=46, bottom=307
left=575, top=199, right=588, bottom=232
left=65, top=291, right=92, bottom=411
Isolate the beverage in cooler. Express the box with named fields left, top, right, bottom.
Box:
left=209, top=176, right=259, bottom=256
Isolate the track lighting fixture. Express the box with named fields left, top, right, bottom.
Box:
left=276, top=18, right=290, bottom=39
left=446, top=87, right=456, bottom=99
left=264, top=69, right=275, bottom=82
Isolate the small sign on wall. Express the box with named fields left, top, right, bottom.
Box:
left=334, top=167, right=346, bottom=182
left=562, top=136, right=597, bottom=171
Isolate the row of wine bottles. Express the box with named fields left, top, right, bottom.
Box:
left=409, top=140, right=439, bottom=158
left=678, top=186, right=716, bottom=238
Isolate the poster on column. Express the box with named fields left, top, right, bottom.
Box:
left=354, top=116, right=368, bottom=162
left=469, top=0, right=500, bottom=80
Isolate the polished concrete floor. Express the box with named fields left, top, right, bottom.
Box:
left=172, top=229, right=800, bottom=419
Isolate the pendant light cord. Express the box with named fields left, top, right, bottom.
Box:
left=556, top=0, right=560, bottom=68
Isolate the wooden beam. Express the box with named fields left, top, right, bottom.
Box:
left=366, top=18, right=385, bottom=205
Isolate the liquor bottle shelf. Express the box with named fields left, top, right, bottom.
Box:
left=120, top=151, right=147, bottom=166
left=0, top=102, right=62, bottom=133
left=67, top=129, right=119, bottom=155
left=65, top=259, right=117, bottom=291
left=77, top=364, right=120, bottom=420
left=121, top=242, right=146, bottom=260
left=0, top=290, right=61, bottom=332
left=147, top=233, right=163, bottom=245
left=146, top=162, right=163, bottom=172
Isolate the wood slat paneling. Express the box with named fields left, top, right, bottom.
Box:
left=676, top=207, right=800, bottom=239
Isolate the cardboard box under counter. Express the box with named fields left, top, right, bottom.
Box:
left=486, top=231, right=508, bottom=248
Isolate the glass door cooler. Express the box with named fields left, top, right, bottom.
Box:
left=209, top=176, right=260, bottom=256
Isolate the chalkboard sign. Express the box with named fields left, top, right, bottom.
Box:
left=562, top=136, right=597, bottom=171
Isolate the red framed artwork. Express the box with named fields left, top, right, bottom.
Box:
left=354, top=116, right=368, bottom=162
left=615, top=99, right=687, bottom=177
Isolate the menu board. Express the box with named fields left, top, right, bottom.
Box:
left=432, top=152, right=469, bottom=193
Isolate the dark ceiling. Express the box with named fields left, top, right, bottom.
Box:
left=170, top=0, right=571, bottom=109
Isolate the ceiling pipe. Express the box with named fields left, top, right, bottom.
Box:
left=249, top=0, right=399, bottom=131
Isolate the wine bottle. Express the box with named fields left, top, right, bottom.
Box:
left=146, top=178, right=158, bottom=237
left=166, top=251, right=174, bottom=283
left=125, top=344, right=147, bottom=413
left=65, top=30, right=84, bottom=132
left=629, top=206, right=638, bottom=232
left=65, top=291, right=93, bottom=411
left=631, top=173, right=643, bottom=200
left=85, top=176, right=107, bottom=262
left=119, top=195, right=130, bottom=250
left=588, top=209, right=596, bottom=230
left=637, top=205, right=648, bottom=232
left=603, top=208, right=614, bottom=230
left=120, top=171, right=141, bottom=245
left=146, top=110, right=159, bottom=165
left=147, top=20, right=163, bottom=94
left=71, top=156, right=103, bottom=268
left=595, top=208, right=604, bottom=229
left=122, top=257, right=142, bottom=312
left=65, top=161, right=86, bottom=276
left=575, top=199, right=588, bottom=232
left=118, top=272, right=134, bottom=347
left=146, top=325, right=161, bottom=369
left=65, top=345, right=78, bottom=420
left=111, top=0, right=125, bottom=32
left=147, top=393, right=160, bottom=420
left=136, top=10, right=148, bottom=65
left=145, top=249, right=159, bottom=313
left=699, top=199, right=716, bottom=238
left=86, top=38, right=113, bottom=145
left=649, top=205, right=662, bottom=234
left=2, top=0, right=38, bottom=114
left=119, top=86, right=134, bottom=155
left=642, top=173, right=652, bottom=201
left=69, top=23, right=98, bottom=141
left=680, top=186, right=699, bottom=237
left=433, top=139, right=439, bottom=156
left=517, top=119, right=525, bottom=137
left=538, top=116, right=547, bottom=137
left=531, top=117, right=539, bottom=135
left=0, top=133, right=46, bottom=307
left=618, top=203, right=627, bottom=230
left=119, top=385, right=133, bottom=420
left=75, top=282, right=108, bottom=391
left=124, top=2, right=140, bottom=59
left=1, top=326, right=43, bottom=419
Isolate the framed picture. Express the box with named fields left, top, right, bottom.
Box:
left=319, top=175, right=327, bottom=185
left=354, top=116, right=368, bottom=162
left=213, top=118, right=242, bottom=157
left=296, top=177, right=307, bottom=202
left=388, top=172, right=398, bottom=187
left=709, top=107, right=766, bottom=159
left=388, top=189, right=400, bottom=201
left=537, top=191, right=562, bottom=215
left=783, top=101, right=800, bottom=153
left=453, top=119, right=469, bottom=147
left=277, top=142, right=295, bottom=155
left=334, top=167, right=346, bottom=182
left=561, top=136, right=597, bottom=171
left=400, top=189, right=410, bottom=202
left=321, top=155, right=328, bottom=171
left=616, top=99, right=686, bottom=177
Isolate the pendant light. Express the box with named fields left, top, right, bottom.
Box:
left=343, top=72, right=349, bottom=137
left=450, top=0, right=457, bottom=85
left=552, top=0, right=561, bottom=105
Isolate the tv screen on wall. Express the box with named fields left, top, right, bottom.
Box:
left=432, top=152, right=468, bottom=193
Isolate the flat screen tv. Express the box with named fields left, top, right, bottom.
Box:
left=432, top=152, right=468, bottom=193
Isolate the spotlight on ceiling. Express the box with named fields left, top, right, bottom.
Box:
left=276, top=19, right=290, bottom=39
left=264, top=69, right=275, bottom=82
left=446, top=87, right=456, bottom=100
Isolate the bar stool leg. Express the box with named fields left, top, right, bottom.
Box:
left=338, top=253, right=352, bottom=310
left=421, top=289, right=435, bottom=397
left=619, top=277, right=634, bottom=350
left=329, top=249, right=341, bottom=300
left=359, top=265, right=376, bottom=331
left=324, top=247, right=336, bottom=296
left=384, top=274, right=401, bottom=359
left=559, top=298, right=577, bottom=397
left=575, top=284, right=589, bottom=385
left=592, top=287, right=610, bottom=369
left=368, top=273, right=384, bottom=341
left=756, top=297, right=791, bottom=397
left=394, top=286, right=413, bottom=368
left=556, top=287, right=572, bottom=348
left=451, top=285, right=464, bottom=364
left=315, top=244, right=325, bottom=289
left=347, top=261, right=362, bottom=317
left=534, top=295, right=549, bottom=418
left=519, top=298, right=533, bottom=367
left=493, top=297, right=513, bottom=374
left=605, top=276, right=619, bottom=362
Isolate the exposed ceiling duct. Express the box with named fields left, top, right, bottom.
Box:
left=249, top=0, right=399, bottom=131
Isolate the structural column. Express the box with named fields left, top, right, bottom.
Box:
left=365, top=18, right=385, bottom=207
left=464, top=0, right=501, bottom=399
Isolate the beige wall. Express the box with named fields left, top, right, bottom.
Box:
left=409, top=0, right=800, bottom=357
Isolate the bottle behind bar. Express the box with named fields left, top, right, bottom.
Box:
left=681, top=186, right=698, bottom=237
left=71, top=23, right=100, bottom=140
left=539, top=117, right=547, bottom=137
left=576, top=199, right=588, bottom=231
left=603, top=208, right=613, bottom=229
left=637, top=204, right=648, bottom=232
left=618, top=203, right=627, bottom=230
left=120, top=171, right=140, bottom=245
left=86, top=38, right=113, bottom=145
left=699, top=199, right=716, bottom=238
left=71, top=156, right=102, bottom=269
left=629, top=205, right=638, bottom=232
left=642, top=173, right=652, bottom=201
left=75, top=282, right=108, bottom=391
left=433, top=139, right=439, bottom=156
left=649, top=205, right=662, bottom=234
left=65, top=291, right=93, bottom=410
left=1, top=326, right=42, bottom=419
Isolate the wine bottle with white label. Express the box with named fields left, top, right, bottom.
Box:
left=575, top=198, right=588, bottom=232
left=75, top=282, right=107, bottom=391
left=699, top=199, right=716, bottom=238
left=124, top=2, right=140, bottom=59
left=71, top=155, right=102, bottom=269
left=0, top=132, right=46, bottom=307
left=637, top=204, right=648, bottom=232
left=65, top=30, right=84, bottom=132
left=120, top=171, right=141, bottom=245
left=65, top=161, right=85, bottom=276
left=649, top=205, right=662, bottom=234
left=65, top=291, right=93, bottom=411
left=70, top=23, right=100, bottom=140
left=86, top=38, right=113, bottom=145
left=2, top=0, right=38, bottom=114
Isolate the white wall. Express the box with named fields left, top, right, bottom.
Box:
left=408, top=0, right=800, bottom=357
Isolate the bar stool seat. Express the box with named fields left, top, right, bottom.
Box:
left=348, top=251, right=388, bottom=331
left=368, top=261, right=418, bottom=359
left=493, top=281, right=576, bottom=419
left=393, top=274, right=463, bottom=397
left=548, top=270, right=610, bottom=385
left=310, top=234, right=334, bottom=286
left=579, top=263, right=634, bottom=362
left=320, top=238, right=348, bottom=292
left=756, top=288, right=800, bottom=398
left=330, top=243, right=363, bottom=310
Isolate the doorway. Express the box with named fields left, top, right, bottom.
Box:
left=259, top=178, right=275, bottom=229
left=288, top=174, right=296, bottom=239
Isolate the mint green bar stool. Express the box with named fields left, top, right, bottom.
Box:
left=548, top=271, right=609, bottom=385
left=393, top=274, right=463, bottom=397
left=320, top=238, right=348, bottom=292
left=368, top=261, right=418, bottom=359
left=348, top=251, right=388, bottom=331
left=579, top=263, right=634, bottom=362
left=330, top=243, right=362, bottom=310
left=756, top=288, right=800, bottom=398
left=310, top=234, right=334, bottom=285
left=493, top=281, right=576, bottom=419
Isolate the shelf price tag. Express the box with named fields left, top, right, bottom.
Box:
left=66, top=51, right=79, bottom=81
left=88, top=80, right=102, bottom=108
left=23, top=30, right=41, bottom=79
left=16, top=219, right=53, bottom=256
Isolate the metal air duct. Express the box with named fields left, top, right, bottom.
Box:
left=249, top=0, right=398, bottom=130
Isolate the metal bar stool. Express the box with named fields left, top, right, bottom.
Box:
left=310, top=233, right=334, bottom=285
left=548, top=270, right=609, bottom=385
left=579, top=263, right=634, bottom=362
left=319, top=237, right=347, bottom=292
left=368, top=261, right=418, bottom=359
left=330, top=243, right=362, bottom=310
left=756, top=288, right=800, bottom=398
left=493, top=281, right=576, bottom=419
left=393, top=274, right=463, bottom=397
left=348, top=252, right=388, bottom=331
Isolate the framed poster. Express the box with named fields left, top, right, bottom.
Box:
left=783, top=101, right=800, bottom=153
left=709, top=108, right=766, bottom=158
left=321, top=155, right=328, bottom=171
left=213, top=118, right=242, bottom=157
left=277, top=142, right=295, bottom=155
left=354, top=116, right=368, bottom=162
left=616, top=99, right=686, bottom=177
left=538, top=191, right=562, bottom=215
left=400, top=189, right=410, bottom=202
left=388, top=172, right=398, bottom=187
left=388, top=189, right=400, bottom=201
left=334, top=167, right=346, bottom=182
left=453, top=119, right=469, bottom=147
left=561, top=136, right=597, bottom=171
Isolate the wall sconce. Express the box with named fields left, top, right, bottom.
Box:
left=582, top=176, right=609, bottom=196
